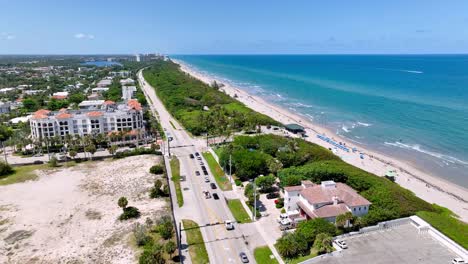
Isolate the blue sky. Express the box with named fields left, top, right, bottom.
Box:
left=1, top=0, right=468, bottom=54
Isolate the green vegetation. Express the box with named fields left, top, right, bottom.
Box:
left=0, top=161, right=14, bottom=177
left=170, top=157, right=184, bottom=207
left=182, top=219, right=209, bottom=264
left=118, top=197, right=141, bottom=220
left=0, top=163, right=45, bottom=185
left=150, top=164, right=165, bottom=174
left=143, top=59, right=278, bottom=137
left=202, top=152, right=232, bottom=191
left=134, top=215, right=178, bottom=264
left=254, top=246, right=279, bottom=264
left=226, top=199, right=252, bottom=223
left=417, top=206, right=468, bottom=248
left=150, top=179, right=170, bottom=199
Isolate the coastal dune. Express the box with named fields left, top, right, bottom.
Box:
left=174, top=59, right=468, bottom=222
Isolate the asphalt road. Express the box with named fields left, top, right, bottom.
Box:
left=138, top=70, right=257, bottom=264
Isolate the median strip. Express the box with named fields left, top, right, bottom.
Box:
left=182, top=219, right=209, bottom=264
left=170, top=157, right=184, bottom=207
left=202, top=152, right=232, bottom=191
left=226, top=199, right=252, bottom=223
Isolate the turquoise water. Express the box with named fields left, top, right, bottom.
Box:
left=172, top=55, right=468, bottom=187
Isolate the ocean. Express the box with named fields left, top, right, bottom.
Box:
left=171, top=55, right=468, bottom=188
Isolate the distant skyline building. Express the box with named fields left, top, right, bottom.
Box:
left=135, top=54, right=140, bottom=62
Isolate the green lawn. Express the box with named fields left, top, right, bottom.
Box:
left=202, top=152, right=232, bottom=191
left=182, top=219, right=209, bottom=264
left=417, top=206, right=468, bottom=249
left=170, top=157, right=184, bottom=207
left=254, top=246, right=279, bottom=264
left=226, top=199, right=252, bottom=223
left=0, top=161, right=80, bottom=186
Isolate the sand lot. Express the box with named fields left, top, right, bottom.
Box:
left=0, top=155, right=167, bottom=264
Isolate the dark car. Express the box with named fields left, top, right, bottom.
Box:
left=210, top=183, right=217, bottom=189
left=195, top=171, right=200, bottom=176
left=239, top=252, right=249, bottom=263
left=266, top=192, right=279, bottom=199
left=212, top=193, right=220, bottom=200
left=201, top=165, right=207, bottom=171
left=189, top=154, right=194, bottom=159
left=203, top=170, right=209, bottom=176
left=195, top=152, right=200, bottom=156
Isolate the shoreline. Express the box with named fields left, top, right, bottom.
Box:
left=173, top=59, right=468, bottom=222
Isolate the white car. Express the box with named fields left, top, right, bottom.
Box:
left=204, top=176, right=210, bottom=182
left=335, top=239, right=348, bottom=249
left=452, top=258, right=466, bottom=264
left=225, top=220, right=234, bottom=230
left=203, top=191, right=211, bottom=199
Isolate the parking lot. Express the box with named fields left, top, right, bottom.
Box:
left=306, top=222, right=457, bottom=264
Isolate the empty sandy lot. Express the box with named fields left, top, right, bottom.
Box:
left=0, top=155, right=167, bottom=264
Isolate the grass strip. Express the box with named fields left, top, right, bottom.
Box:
left=182, top=219, right=209, bottom=264
left=170, top=157, right=184, bottom=207
left=202, top=152, right=232, bottom=191
left=226, top=199, right=252, bottom=223
left=254, top=246, right=279, bottom=264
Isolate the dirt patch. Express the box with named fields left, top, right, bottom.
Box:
left=4, top=230, right=35, bottom=244
left=0, top=155, right=167, bottom=264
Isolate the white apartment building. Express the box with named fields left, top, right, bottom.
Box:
left=284, top=180, right=371, bottom=223
left=30, top=100, right=144, bottom=139
left=122, top=86, right=137, bottom=100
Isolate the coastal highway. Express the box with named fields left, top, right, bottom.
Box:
left=137, top=69, right=257, bottom=264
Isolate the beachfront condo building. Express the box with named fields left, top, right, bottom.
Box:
left=29, top=100, right=144, bottom=139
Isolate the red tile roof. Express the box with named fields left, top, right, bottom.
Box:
left=32, top=109, right=51, bottom=119
left=52, top=95, right=67, bottom=100
left=87, top=111, right=103, bottom=117
left=56, top=112, right=73, bottom=119
left=313, top=204, right=349, bottom=218
left=300, top=182, right=371, bottom=207
left=127, top=99, right=142, bottom=111
left=284, top=186, right=303, bottom=192
left=104, top=100, right=115, bottom=105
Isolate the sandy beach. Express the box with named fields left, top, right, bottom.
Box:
left=174, top=59, right=468, bottom=222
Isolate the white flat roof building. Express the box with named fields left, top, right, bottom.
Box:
left=122, top=86, right=137, bottom=100
left=120, top=78, right=135, bottom=85
left=78, top=100, right=105, bottom=110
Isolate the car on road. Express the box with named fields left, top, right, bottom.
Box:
left=210, top=183, right=217, bottom=189
left=203, top=191, right=211, bottom=199
left=205, top=176, right=210, bottom=182
left=452, top=258, right=466, bottom=264
left=212, top=193, right=219, bottom=200
left=195, top=171, right=200, bottom=176
left=203, top=170, right=209, bottom=176
left=201, top=165, right=207, bottom=171
left=225, top=220, right=234, bottom=230
left=197, top=156, right=202, bottom=160
left=239, top=252, right=249, bottom=263
left=199, top=161, right=204, bottom=166
left=195, top=152, right=200, bottom=156
left=189, top=154, right=194, bottom=159
left=334, top=239, right=348, bottom=249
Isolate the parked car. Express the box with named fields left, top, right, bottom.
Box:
left=195, top=152, right=200, bottom=156
left=452, top=258, right=466, bottom=264
left=33, top=160, right=44, bottom=164
left=195, top=171, right=200, bottom=176
left=239, top=252, right=249, bottom=263
left=203, top=191, right=211, bottom=199
left=201, top=165, right=207, bottom=171
left=210, top=183, right=217, bottom=189
left=225, top=220, right=234, bottom=230
left=197, top=156, right=202, bottom=160
left=199, top=161, right=204, bottom=166
left=189, top=154, right=194, bottom=159
left=335, top=239, right=348, bottom=249
left=203, top=170, right=209, bottom=176
left=212, top=193, right=219, bottom=200
left=205, top=176, right=210, bottom=182
left=266, top=192, right=279, bottom=199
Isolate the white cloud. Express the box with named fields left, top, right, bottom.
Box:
left=1, top=32, right=15, bottom=40
left=74, top=33, right=94, bottom=40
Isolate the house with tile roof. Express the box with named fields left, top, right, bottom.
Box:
left=284, top=180, right=371, bottom=223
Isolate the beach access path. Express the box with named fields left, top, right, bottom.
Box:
left=174, top=60, right=468, bottom=223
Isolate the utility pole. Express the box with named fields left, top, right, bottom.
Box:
left=168, top=138, right=171, bottom=157
left=253, top=178, right=257, bottom=221
left=178, top=221, right=183, bottom=264
left=229, top=154, right=232, bottom=183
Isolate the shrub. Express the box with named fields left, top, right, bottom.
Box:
left=275, top=232, right=309, bottom=258
left=296, top=218, right=337, bottom=245
left=49, top=156, right=59, bottom=167
left=133, top=223, right=152, bottom=246
left=150, top=165, right=164, bottom=174
left=275, top=198, right=284, bottom=209
left=157, top=222, right=174, bottom=240
left=165, top=241, right=177, bottom=258
left=119, top=206, right=141, bottom=220
left=235, top=179, right=242, bottom=186
left=0, top=161, right=14, bottom=177
left=150, top=179, right=167, bottom=198
left=139, top=243, right=165, bottom=264
left=313, top=233, right=333, bottom=254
